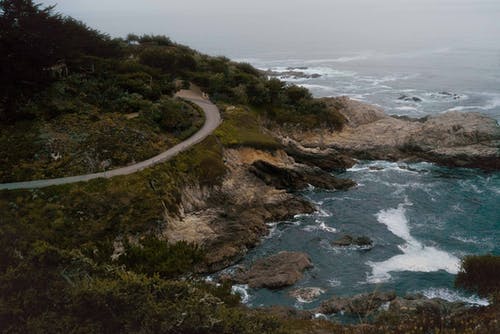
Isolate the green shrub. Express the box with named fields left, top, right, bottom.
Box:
left=115, top=93, right=153, bottom=113
left=118, top=238, right=204, bottom=278
left=215, top=107, right=281, bottom=150
left=455, top=254, right=500, bottom=297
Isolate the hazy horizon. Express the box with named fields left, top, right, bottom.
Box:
left=42, top=0, right=500, bottom=58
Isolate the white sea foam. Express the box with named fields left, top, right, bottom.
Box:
left=267, top=66, right=356, bottom=79
left=297, top=83, right=333, bottom=91
left=314, top=313, right=328, bottom=320
left=348, top=161, right=428, bottom=174
left=421, top=288, right=489, bottom=306
left=232, top=284, right=251, bottom=304
left=367, top=203, right=460, bottom=283
left=317, top=208, right=332, bottom=217
left=265, top=222, right=280, bottom=239
left=303, top=219, right=337, bottom=233
left=395, top=106, right=418, bottom=112
left=447, top=93, right=500, bottom=112
left=319, top=221, right=337, bottom=233
left=327, top=278, right=341, bottom=287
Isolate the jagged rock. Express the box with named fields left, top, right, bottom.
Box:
left=283, top=140, right=355, bottom=171
left=289, top=287, right=325, bottom=303
left=398, top=95, right=422, bottom=102
left=263, top=68, right=322, bottom=80
left=332, top=235, right=373, bottom=248
left=233, top=251, right=313, bottom=289
left=198, top=198, right=315, bottom=273
left=386, top=296, right=468, bottom=318
left=317, top=291, right=397, bottom=316
left=249, top=160, right=356, bottom=191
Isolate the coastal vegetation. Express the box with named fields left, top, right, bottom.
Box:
left=1, top=1, right=498, bottom=333
left=455, top=254, right=500, bottom=299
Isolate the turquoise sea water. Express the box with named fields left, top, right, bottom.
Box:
left=229, top=161, right=499, bottom=312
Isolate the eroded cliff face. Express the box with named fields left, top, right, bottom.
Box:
left=276, top=97, right=500, bottom=170
left=163, top=147, right=354, bottom=272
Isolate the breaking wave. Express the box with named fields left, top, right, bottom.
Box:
left=367, top=202, right=460, bottom=283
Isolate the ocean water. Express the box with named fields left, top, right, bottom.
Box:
left=235, top=47, right=500, bottom=121
left=225, top=47, right=500, bottom=311
left=228, top=161, right=499, bottom=313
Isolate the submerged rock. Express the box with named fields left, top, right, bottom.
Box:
left=233, top=251, right=313, bottom=289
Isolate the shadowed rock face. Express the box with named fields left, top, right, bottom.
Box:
left=233, top=251, right=313, bottom=289
left=285, top=97, right=500, bottom=170
left=316, top=291, right=397, bottom=316
left=249, top=160, right=356, bottom=191
left=283, top=140, right=356, bottom=172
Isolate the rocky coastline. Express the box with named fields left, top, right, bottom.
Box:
left=278, top=96, right=500, bottom=170
left=162, top=97, right=499, bottom=321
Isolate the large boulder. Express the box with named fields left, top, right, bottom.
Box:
left=289, top=287, right=326, bottom=303
left=234, top=251, right=313, bottom=289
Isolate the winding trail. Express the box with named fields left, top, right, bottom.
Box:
left=0, top=90, right=221, bottom=190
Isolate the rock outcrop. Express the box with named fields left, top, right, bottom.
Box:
left=233, top=251, right=313, bottom=289
left=332, top=235, right=373, bottom=248
left=289, top=287, right=326, bottom=303
left=162, top=148, right=318, bottom=272
left=282, top=97, right=500, bottom=170
left=316, top=291, right=470, bottom=319
left=282, top=139, right=355, bottom=171
left=316, top=291, right=396, bottom=316
left=388, top=294, right=467, bottom=316
left=249, top=160, right=356, bottom=191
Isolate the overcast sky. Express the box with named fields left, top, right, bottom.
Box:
left=41, top=0, right=500, bottom=56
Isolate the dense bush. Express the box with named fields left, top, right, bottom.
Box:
left=455, top=254, right=500, bottom=298
left=0, top=0, right=122, bottom=121
left=118, top=238, right=204, bottom=278
left=0, top=242, right=284, bottom=334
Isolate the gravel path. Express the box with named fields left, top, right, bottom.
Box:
left=0, top=90, right=221, bottom=190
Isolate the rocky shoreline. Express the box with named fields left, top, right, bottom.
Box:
left=162, top=98, right=499, bottom=321
left=277, top=96, right=500, bottom=170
